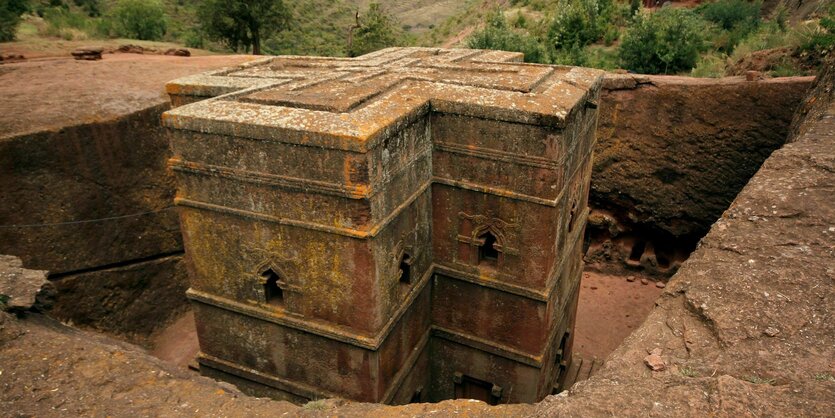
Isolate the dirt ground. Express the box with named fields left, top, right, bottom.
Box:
left=573, top=271, right=663, bottom=361
left=150, top=310, right=199, bottom=369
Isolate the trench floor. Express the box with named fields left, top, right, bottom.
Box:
left=573, top=271, right=664, bottom=361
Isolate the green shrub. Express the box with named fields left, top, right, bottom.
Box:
left=696, top=0, right=760, bottom=31
left=549, top=0, right=614, bottom=50
left=771, top=3, right=788, bottom=32
left=552, top=43, right=588, bottom=65
left=584, top=44, right=619, bottom=69
left=619, top=7, right=710, bottom=74
left=349, top=3, right=403, bottom=57
left=630, top=0, right=641, bottom=16
left=797, top=5, right=835, bottom=57
left=109, top=0, right=167, bottom=40
left=697, top=0, right=761, bottom=52
left=603, top=25, right=619, bottom=45
left=41, top=6, right=98, bottom=40
left=730, top=22, right=795, bottom=62
left=690, top=53, right=728, bottom=77
left=73, top=0, right=100, bottom=17
left=468, top=10, right=550, bottom=63
left=0, top=0, right=29, bottom=41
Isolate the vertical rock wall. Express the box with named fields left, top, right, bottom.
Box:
left=586, top=74, right=814, bottom=277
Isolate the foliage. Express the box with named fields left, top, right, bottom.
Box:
left=552, top=42, right=588, bottom=65
left=619, top=7, right=710, bottom=74
left=696, top=0, right=761, bottom=53
left=549, top=0, right=614, bottom=50
left=583, top=44, right=618, bottom=69
left=630, top=0, right=641, bottom=16
left=797, top=4, right=835, bottom=57
left=729, top=22, right=794, bottom=62
left=73, top=0, right=99, bottom=17
left=181, top=27, right=203, bottom=49
left=603, top=25, right=618, bottom=45
left=41, top=7, right=94, bottom=40
left=348, top=3, right=402, bottom=57
left=263, top=0, right=355, bottom=56
left=771, top=3, right=788, bottom=32
left=110, top=0, right=167, bottom=40
left=197, top=0, right=290, bottom=54
left=690, top=52, right=728, bottom=77
left=468, top=9, right=550, bottom=63
left=696, top=0, right=760, bottom=31
left=0, top=0, right=29, bottom=41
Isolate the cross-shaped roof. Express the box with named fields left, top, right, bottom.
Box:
left=162, top=47, right=603, bottom=151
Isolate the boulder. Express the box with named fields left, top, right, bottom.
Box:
left=71, top=46, right=103, bottom=61
left=0, top=255, right=48, bottom=312
left=164, top=48, right=191, bottom=57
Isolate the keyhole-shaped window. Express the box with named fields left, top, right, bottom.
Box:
left=478, top=231, right=500, bottom=263
left=262, top=268, right=284, bottom=306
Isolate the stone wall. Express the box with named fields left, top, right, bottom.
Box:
left=0, top=55, right=255, bottom=344
left=0, top=104, right=186, bottom=343
left=586, top=74, right=814, bottom=277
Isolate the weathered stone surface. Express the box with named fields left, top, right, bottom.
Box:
left=642, top=348, right=666, bottom=371
left=0, top=254, right=48, bottom=311
left=585, top=74, right=814, bottom=277
left=0, top=54, right=257, bottom=140
left=71, top=46, right=103, bottom=60
left=788, top=55, right=834, bottom=143
left=49, top=255, right=189, bottom=345
left=0, top=55, right=257, bottom=275
left=0, top=104, right=183, bottom=275
left=164, top=48, right=191, bottom=57
left=0, top=55, right=256, bottom=339
left=164, top=47, right=603, bottom=404
left=593, top=74, right=813, bottom=238
left=0, top=313, right=298, bottom=417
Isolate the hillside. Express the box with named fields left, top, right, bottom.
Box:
left=3, top=0, right=832, bottom=77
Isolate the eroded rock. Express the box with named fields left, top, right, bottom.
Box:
left=71, top=46, right=103, bottom=60
left=0, top=255, right=48, bottom=311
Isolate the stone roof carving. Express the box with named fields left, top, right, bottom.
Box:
left=162, top=47, right=602, bottom=151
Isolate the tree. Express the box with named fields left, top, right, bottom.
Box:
left=619, top=7, right=709, bottom=74
left=348, top=3, right=401, bottom=57
left=197, top=0, right=291, bottom=55
left=0, top=0, right=29, bottom=42
left=111, top=0, right=167, bottom=41
left=467, top=9, right=549, bottom=64
left=549, top=0, right=614, bottom=50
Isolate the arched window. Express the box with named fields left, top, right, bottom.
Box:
left=262, top=268, right=284, bottom=306
left=478, top=231, right=500, bottom=264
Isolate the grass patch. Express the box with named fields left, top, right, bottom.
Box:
left=680, top=366, right=699, bottom=377
left=744, top=375, right=776, bottom=385
left=814, top=372, right=834, bottom=382
left=691, top=52, right=728, bottom=78
left=302, top=400, right=329, bottom=410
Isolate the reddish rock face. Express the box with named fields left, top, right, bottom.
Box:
left=163, top=47, right=603, bottom=404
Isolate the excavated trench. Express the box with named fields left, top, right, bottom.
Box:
left=0, top=59, right=817, bottom=407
